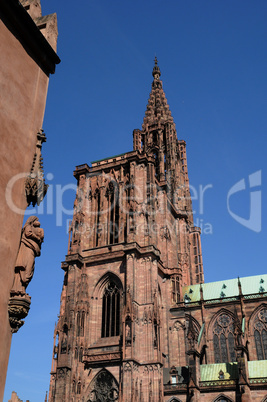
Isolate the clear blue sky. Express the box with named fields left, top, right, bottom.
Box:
left=4, top=0, right=267, bottom=400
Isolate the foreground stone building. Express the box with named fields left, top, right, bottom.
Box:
left=49, top=60, right=267, bottom=401
left=0, top=0, right=59, bottom=399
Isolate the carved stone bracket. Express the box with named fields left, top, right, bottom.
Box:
left=25, top=129, right=48, bottom=206
left=8, top=293, right=31, bottom=333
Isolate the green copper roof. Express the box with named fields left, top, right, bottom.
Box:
left=182, top=274, right=267, bottom=303
left=91, top=152, right=127, bottom=164
left=200, top=363, right=238, bottom=381
left=200, top=360, right=267, bottom=381
left=248, top=360, right=267, bottom=378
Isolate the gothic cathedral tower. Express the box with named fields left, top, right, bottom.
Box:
left=49, top=59, right=204, bottom=401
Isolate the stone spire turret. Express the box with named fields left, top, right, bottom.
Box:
left=133, top=58, right=193, bottom=221
left=142, top=57, right=174, bottom=130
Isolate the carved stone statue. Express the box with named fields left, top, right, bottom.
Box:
left=11, top=216, right=44, bottom=295
left=125, top=321, right=131, bottom=345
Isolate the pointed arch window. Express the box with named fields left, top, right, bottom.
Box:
left=101, top=281, right=121, bottom=338
left=253, top=308, right=267, bottom=360
left=214, top=397, right=232, bottom=402
left=212, top=313, right=236, bottom=363
left=77, top=381, right=81, bottom=394
left=88, top=370, right=119, bottom=402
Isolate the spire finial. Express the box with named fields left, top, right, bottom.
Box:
left=152, top=56, right=161, bottom=79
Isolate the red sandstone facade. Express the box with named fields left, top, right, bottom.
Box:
left=0, top=0, right=59, bottom=399
left=49, top=60, right=267, bottom=402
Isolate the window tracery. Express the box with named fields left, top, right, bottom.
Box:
left=253, top=307, right=267, bottom=360
left=212, top=313, right=235, bottom=363
left=101, top=281, right=121, bottom=338
left=87, top=370, right=119, bottom=402
left=214, top=396, right=232, bottom=402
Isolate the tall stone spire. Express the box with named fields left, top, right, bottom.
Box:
left=142, top=57, right=174, bottom=131
left=132, top=58, right=195, bottom=228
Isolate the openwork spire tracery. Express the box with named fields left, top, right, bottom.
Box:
left=142, top=57, right=174, bottom=129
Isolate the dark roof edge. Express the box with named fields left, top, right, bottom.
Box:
left=91, top=152, right=128, bottom=164
left=0, top=0, right=60, bottom=75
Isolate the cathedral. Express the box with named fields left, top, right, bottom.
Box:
left=48, top=59, right=267, bottom=402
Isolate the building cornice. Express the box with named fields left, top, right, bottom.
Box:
left=0, top=0, right=60, bottom=75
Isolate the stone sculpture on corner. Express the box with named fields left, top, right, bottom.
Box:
left=8, top=216, right=44, bottom=333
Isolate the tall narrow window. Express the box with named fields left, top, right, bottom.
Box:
left=192, top=232, right=203, bottom=283
left=171, top=275, right=180, bottom=304
left=79, top=347, right=83, bottom=363
left=80, top=311, right=85, bottom=337
left=101, top=281, right=121, bottom=338
left=114, top=189, right=120, bottom=242
left=153, top=319, right=158, bottom=348
left=107, top=183, right=120, bottom=245
left=213, top=334, right=220, bottom=363
left=228, top=332, right=236, bottom=362
left=254, top=308, right=267, bottom=360
left=220, top=333, right=228, bottom=362
left=95, top=189, right=101, bottom=247
left=213, top=314, right=235, bottom=363
left=77, top=311, right=81, bottom=336
left=153, top=150, right=159, bottom=178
